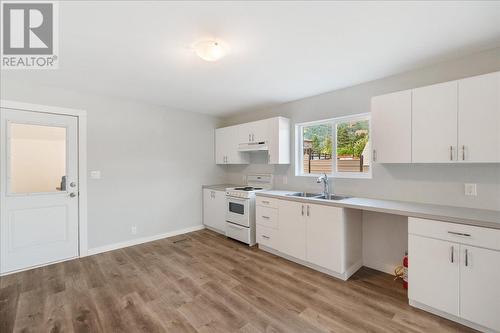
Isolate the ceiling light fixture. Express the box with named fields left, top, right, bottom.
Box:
left=193, top=40, right=229, bottom=62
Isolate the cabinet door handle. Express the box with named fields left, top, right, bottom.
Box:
left=373, top=149, right=377, bottom=162
left=450, top=246, right=454, bottom=263
left=465, top=249, right=469, bottom=267
left=450, top=146, right=453, bottom=161
left=447, top=231, right=471, bottom=237
left=261, top=235, right=270, bottom=239
left=261, top=216, right=270, bottom=219
left=301, top=205, right=304, bottom=216
left=307, top=205, right=310, bottom=217
left=462, top=145, right=465, bottom=161
left=261, top=200, right=269, bottom=204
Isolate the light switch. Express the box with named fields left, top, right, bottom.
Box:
left=464, top=183, right=477, bottom=196
left=90, top=170, right=101, bottom=179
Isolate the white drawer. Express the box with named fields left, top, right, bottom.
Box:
left=409, top=217, right=500, bottom=251
left=256, top=206, right=278, bottom=229
left=256, top=196, right=278, bottom=209
left=225, top=223, right=255, bottom=245
left=256, top=225, right=280, bottom=250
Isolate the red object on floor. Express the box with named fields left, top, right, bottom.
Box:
left=403, top=251, right=408, bottom=289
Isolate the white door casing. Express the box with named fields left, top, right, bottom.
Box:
left=0, top=101, right=87, bottom=275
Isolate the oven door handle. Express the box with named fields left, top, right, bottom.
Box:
left=226, top=196, right=249, bottom=202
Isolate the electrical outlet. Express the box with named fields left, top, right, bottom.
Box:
left=464, top=183, right=477, bottom=196
left=90, top=170, right=101, bottom=179
left=131, top=226, right=137, bottom=235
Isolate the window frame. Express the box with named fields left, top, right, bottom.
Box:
left=295, top=113, right=372, bottom=179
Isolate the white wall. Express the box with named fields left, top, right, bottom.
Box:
left=1, top=81, right=226, bottom=250
left=220, top=47, right=500, bottom=273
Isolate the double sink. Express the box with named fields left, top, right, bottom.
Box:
left=287, top=192, right=350, bottom=201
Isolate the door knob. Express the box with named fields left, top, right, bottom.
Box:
left=70, top=182, right=77, bottom=188
left=69, top=192, right=77, bottom=198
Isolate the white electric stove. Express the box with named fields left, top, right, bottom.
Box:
left=225, top=174, right=273, bottom=245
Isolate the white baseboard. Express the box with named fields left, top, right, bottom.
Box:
left=87, top=225, right=205, bottom=256
left=363, top=261, right=397, bottom=276
left=409, top=299, right=497, bottom=333
left=259, top=245, right=363, bottom=281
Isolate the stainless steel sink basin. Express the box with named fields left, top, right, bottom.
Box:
left=317, top=194, right=351, bottom=200
left=286, top=192, right=322, bottom=198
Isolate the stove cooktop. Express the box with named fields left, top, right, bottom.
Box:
left=233, top=187, right=263, bottom=191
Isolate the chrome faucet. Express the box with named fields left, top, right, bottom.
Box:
left=316, top=173, right=330, bottom=199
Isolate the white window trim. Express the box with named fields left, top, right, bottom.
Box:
left=295, top=113, right=372, bottom=179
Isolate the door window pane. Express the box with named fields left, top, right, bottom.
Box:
left=302, top=123, right=332, bottom=174
left=336, top=119, right=370, bottom=173
left=10, top=123, right=67, bottom=193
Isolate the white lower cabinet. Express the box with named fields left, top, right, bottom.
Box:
left=277, top=200, right=307, bottom=261
left=409, top=217, right=500, bottom=332
left=306, top=204, right=344, bottom=273
left=202, top=189, right=226, bottom=233
left=408, top=235, right=459, bottom=316
left=460, top=245, right=500, bottom=332
left=256, top=198, right=362, bottom=280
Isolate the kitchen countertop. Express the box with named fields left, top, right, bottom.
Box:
left=202, top=184, right=242, bottom=191
left=257, top=190, right=500, bottom=230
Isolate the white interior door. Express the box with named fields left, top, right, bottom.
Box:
left=1, top=108, right=79, bottom=274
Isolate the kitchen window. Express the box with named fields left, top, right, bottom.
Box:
left=295, top=113, right=371, bottom=178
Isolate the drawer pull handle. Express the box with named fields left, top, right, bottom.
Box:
left=447, top=231, right=471, bottom=237
left=261, top=216, right=270, bottom=219
left=262, top=235, right=270, bottom=239
left=261, top=200, right=270, bottom=204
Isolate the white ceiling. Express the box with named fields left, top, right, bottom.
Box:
left=3, top=1, right=500, bottom=116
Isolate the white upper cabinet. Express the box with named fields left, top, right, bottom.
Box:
left=215, top=125, right=249, bottom=165
left=412, top=81, right=458, bottom=163
left=458, top=71, right=500, bottom=163
left=268, top=117, right=290, bottom=164
left=372, top=71, right=499, bottom=164
left=371, top=90, right=412, bottom=163
left=216, top=116, right=290, bottom=165
left=238, top=119, right=270, bottom=144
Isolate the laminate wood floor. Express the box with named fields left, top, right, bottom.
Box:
left=1, top=229, right=476, bottom=333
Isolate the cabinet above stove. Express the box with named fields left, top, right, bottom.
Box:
left=215, top=117, right=290, bottom=165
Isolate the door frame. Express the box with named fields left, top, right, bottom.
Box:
left=0, top=100, right=88, bottom=273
